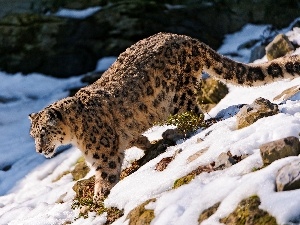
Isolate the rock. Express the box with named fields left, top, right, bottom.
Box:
left=187, top=147, right=209, bottom=163
left=198, top=77, right=229, bottom=112
left=213, top=151, right=238, bottom=169
left=198, top=202, right=220, bottom=224
left=220, top=196, right=277, bottom=225
left=131, top=135, right=152, bottom=150
left=126, top=199, right=156, bottom=225
left=72, top=175, right=95, bottom=200
left=260, top=136, right=300, bottom=166
left=122, top=137, right=180, bottom=178
left=71, top=157, right=90, bottom=181
left=161, top=128, right=185, bottom=142
left=273, top=85, right=300, bottom=101
left=155, top=149, right=181, bottom=171
left=265, top=34, right=294, bottom=60
left=173, top=174, right=196, bottom=189
left=155, top=156, right=174, bottom=172
left=0, top=13, right=98, bottom=77
left=236, top=97, right=279, bottom=129
left=173, top=164, right=214, bottom=189
left=276, top=158, right=300, bottom=191
left=0, top=1, right=299, bottom=76
left=120, top=160, right=140, bottom=180
left=0, top=0, right=33, bottom=18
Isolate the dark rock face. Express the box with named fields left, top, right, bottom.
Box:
left=0, top=13, right=100, bottom=77
left=0, top=0, right=299, bottom=77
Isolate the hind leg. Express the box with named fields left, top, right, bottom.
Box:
left=172, top=86, right=203, bottom=116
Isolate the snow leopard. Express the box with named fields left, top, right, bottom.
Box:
left=29, top=32, right=300, bottom=202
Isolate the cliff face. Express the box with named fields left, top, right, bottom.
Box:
left=0, top=0, right=299, bottom=77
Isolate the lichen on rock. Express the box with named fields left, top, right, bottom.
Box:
left=260, top=136, right=300, bottom=166
left=220, top=196, right=277, bottom=225
left=265, top=33, right=294, bottom=61
left=236, top=97, right=279, bottom=129
left=71, top=157, right=90, bottom=181
left=198, top=202, right=220, bottom=224
left=126, top=199, right=156, bottom=225
left=198, top=77, right=229, bottom=112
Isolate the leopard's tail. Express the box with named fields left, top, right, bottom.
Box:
left=201, top=43, right=300, bottom=86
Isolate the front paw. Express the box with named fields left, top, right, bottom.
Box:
left=93, top=188, right=110, bottom=204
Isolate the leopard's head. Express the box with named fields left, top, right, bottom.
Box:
left=29, top=107, right=69, bottom=158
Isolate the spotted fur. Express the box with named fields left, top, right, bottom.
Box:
left=29, top=32, right=300, bottom=202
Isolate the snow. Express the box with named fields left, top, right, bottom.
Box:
left=53, top=7, right=101, bottom=19
left=95, top=57, right=117, bottom=72
left=1, top=17, right=300, bottom=225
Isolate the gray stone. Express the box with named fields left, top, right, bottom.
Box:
left=236, top=97, right=279, bottom=129
left=276, top=158, right=300, bottom=191
left=273, top=85, right=300, bottom=102
left=214, top=152, right=237, bottom=169
left=260, top=136, right=300, bottom=166
left=265, top=34, right=294, bottom=61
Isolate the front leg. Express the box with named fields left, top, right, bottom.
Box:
left=93, top=152, right=124, bottom=203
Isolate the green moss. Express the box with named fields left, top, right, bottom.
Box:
left=158, top=111, right=206, bottom=134
left=220, top=196, right=278, bottom=225
left=173, top=174, right=195, bottom=189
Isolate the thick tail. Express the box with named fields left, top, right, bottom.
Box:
left=201, top=44, right=300, bottom=86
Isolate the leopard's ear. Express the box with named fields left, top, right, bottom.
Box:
left=28, top=113, right=37, bottom=121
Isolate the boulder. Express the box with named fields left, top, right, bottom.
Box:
left=220, top=196, right=277, bottom=225
left=126, top=199, right=156, bottom=225
left=236, top=97, right=279, bottom=129
left=0, top=13, right=98, bottom=77
left=260, top=136, right=300, bottom=166
left=198, top=77, right=229, bottom=112
left=198, top=202, right=220, bottom=224
left=276, top=158, right=300, bottom=191
left=71, top=157, right=90, bottom=181
left=265, top=34, right=294, bottom=60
